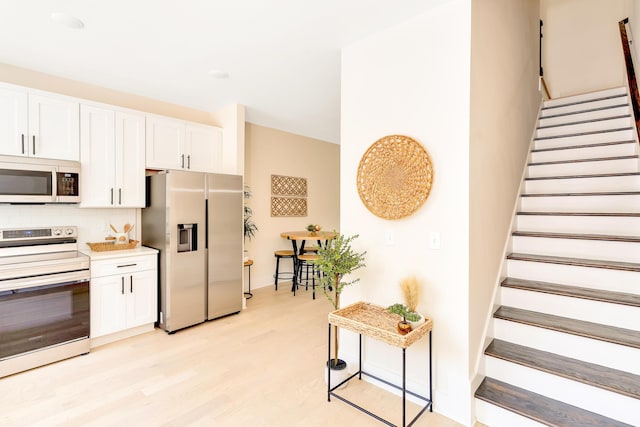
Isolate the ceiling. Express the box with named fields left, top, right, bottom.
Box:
left=0, top=0, right=437, bottom=144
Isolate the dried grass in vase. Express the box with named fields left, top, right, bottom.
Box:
left=400, top=275, right=421, bottom=313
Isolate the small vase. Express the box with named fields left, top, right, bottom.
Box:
left=397, top=320, right=412, bottom=335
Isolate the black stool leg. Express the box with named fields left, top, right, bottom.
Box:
left=274, top=255, right=280, bottom=291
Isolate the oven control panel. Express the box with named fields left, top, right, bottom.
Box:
left=0, top=226, right=78, bottom=244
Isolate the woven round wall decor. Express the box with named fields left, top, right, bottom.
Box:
left=357, top=135, right=434, bottom=220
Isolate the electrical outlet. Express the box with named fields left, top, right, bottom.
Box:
left=385, top=229, right=395, bottom=246
left=429, top=232, right=441, bottom=250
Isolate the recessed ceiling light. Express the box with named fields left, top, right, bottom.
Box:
left=51, top=12, right=84, bottom=29
left=208, top=69, right=230, bottom=79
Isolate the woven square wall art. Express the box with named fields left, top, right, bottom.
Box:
left=271, top=174, right=307, bottom=197
left=271, top=174, right=308, bottom=217
left=271, top=196, right=308, bottom=217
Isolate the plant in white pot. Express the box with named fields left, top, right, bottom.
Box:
left=316, top=233, right=366, bottom=386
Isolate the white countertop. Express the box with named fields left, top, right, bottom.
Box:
left=81, top=245, right=158, bottom=260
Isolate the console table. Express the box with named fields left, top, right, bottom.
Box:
left=327, top=301, right=433, bottom=427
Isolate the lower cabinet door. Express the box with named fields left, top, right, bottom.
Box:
left=90, top=275, right=127, bottom=338
left=126, top=269, right=157, bottom=329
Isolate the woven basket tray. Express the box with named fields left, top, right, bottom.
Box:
left=87, top=239, right=139, bottom=252
left=329, top=301, right=432, bottom=348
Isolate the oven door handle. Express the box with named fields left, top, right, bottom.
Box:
left=0, top=270, right=90, bottom=292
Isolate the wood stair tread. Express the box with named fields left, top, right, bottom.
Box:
left=485, top=339, right=640, bottom=399
left=537, top=114, right=631, bottom=130
left=534, top=127, right=633, bottom=141
left=528, top=155, right=638, bottom=166
left=521, top=191, right=640, bottom=197
left=542, top=103, right=629, bottom=119
left=512, top=230, right=640, bottom=243
left=531, top=139, right=635, bottom=153
left=501, top=277, right=640, bottom=307
left=542, top=93, right=628, bottom=110
left=475, top=377, right=634, bottom=427
left=507, top=252, right=640, bottom=272
left=493, top=306, right=640, bottom=349
left=516, top=211, right=640, bottom=217
left=525, top=172, right=640, bottom=181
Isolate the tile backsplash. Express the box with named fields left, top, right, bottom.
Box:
left=0, top=204, right=139, bottom=250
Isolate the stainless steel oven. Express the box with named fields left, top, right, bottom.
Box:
left=0, top=226, right=90, bottom=378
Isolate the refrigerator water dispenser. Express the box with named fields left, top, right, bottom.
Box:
left=177, top=223, right=197, bottom=252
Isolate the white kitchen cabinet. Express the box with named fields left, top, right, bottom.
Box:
left=80, top=104, right=145, bottom=207
left=89, top=252, right=157, bottom=341
left=0, top=84, right=79, bottom=161
left=185, top=123, right=222, bottom=173
left=146, top=114, right=222, bottom=172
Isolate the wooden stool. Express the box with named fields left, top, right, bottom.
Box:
left=244, top=259, right=254, bottom=299
left=296, top=253, right=321, bottom=299
left=302, top=245, right=319, bottom=253
left=274, top=250, right=294, bottom=290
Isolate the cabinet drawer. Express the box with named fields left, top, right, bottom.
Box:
left=91, top=255, right=156, bottom=277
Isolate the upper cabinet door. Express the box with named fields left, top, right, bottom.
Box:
left=145, top=115, right=184, bottom=170
left=185, top=123, right=222, bottom=173
left=80, top=105, right=116, bottom=207
left=115, top=111, right=145, bottom=207
left=0, top=87, right=28, bottom=157
left=28, top=93, right=80, bottom=161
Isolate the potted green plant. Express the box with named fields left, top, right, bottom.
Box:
left=316, top=233, right=366, bottom=383
left=243, top=186, right=258, bottom=242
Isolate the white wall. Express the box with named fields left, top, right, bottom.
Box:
left=541, top=0, right=631, bottom=98
left=341, top=0, right=471, bottom=424
left=468, top=0, right=541, bottom=394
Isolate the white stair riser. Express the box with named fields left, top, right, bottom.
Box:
left=527, top=158, right=639, bottom=177
left=543, top=87, right=627, bottom=108
left=475, top=399, right=546, bottom=427
left=541, top=97, right=629, bottom=117
left=519, top=194, right=640, bottom=212
left=530, top=143, right=636, bottom=163
left=516, top=215, right=640, bottom=236
left=484, top=357, right=640, bottom=426
left=534, top=129, right=635, bottom=150
left=524, top=174, right=640, bottom=193
left=506, top=259, right=640, bottom=293
left=538, top=106, right=630, bottom=127
left=511, top=235, right=640, bottom=263
left=500, top=287, right=640, bottom=330
left=536, top=117, right=632, bottom=138
left=494, top=319, right=640, bottom=375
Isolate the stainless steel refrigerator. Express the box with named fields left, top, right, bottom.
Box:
left=142, top=170, right=243, bottom=333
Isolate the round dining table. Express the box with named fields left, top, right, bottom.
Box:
left=280, top=230, right=337, bottom=292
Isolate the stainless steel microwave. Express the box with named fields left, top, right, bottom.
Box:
left=0, top=155, right=80, bottom=204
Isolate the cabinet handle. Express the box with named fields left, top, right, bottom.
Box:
left=121, top=277, right=125, bottom=294
left=187, top=155, right=191, bottom=169
left=21, top=134, right=25, bottom=154
left=32, top=135, right=36, bottom=155
left=119, top=188, right=122, bottom=205
left=110, top=188, right=114, bottom=205
left=181, top=154, right=185, bottom=168
left=130, top=275, right=133, bottom=293
left=116, top=263, right=137, bottom=268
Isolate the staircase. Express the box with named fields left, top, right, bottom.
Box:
left=474, top=87, right=640, bottom=427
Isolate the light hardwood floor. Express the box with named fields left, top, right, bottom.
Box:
left=0, top=285, right=463, bottom=427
